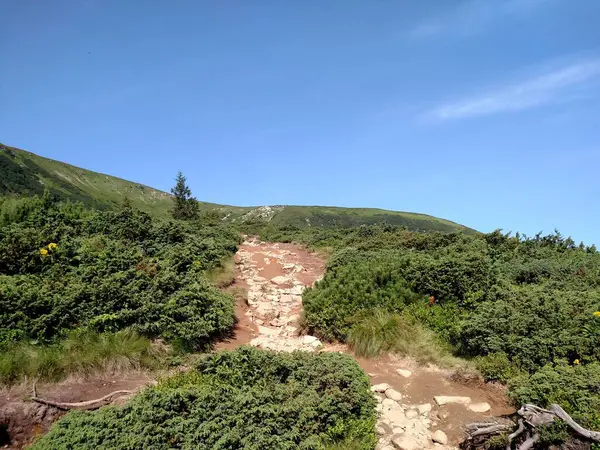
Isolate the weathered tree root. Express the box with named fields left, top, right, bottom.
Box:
left=30, top=383, right=133, bottom=411
left=464, top=404, right=600, bottom=450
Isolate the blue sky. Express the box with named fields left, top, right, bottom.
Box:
left=1, top=1, right=599, bottom=243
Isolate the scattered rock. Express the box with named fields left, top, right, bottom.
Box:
left=288, top=285, right=304, bottom=295
left=377, top=425, right=386, bottom=435
left=383, top=398, right=401, bottom=410
left=396, top=369, right=412, bottom=378
left=271, top=276, right=288, bottom=285
left=417, top=403, right=432, bottom=415
left=270, top=318, right=285, bottom=327
left=391, top=433, right=420, bottom=450
left=302, top=335, right=318, bottom=345
left=385, top=409, right=409, bottom=427
left=278, top=294, right=293, bottom=304
left=468, top=402, right=491, bottom=413
left=287, top=314, right=301, bottom=323
left=371, top=383, right=391, bottom=393
left=309, top=339, right=322, bottom=348
left=385, top=388, right=403, bottom=401
left=258, top=326, right=282, bottom=336
left=431, top=430, right=448, bottom=445
left=405, top=409, right=419, bottom=419
left=434, top=395, right=471, bottom=406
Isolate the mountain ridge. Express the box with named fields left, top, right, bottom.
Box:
left=0, top=142, right=476, bottom=233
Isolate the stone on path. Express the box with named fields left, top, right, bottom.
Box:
left=288, top=285, right=304, bottom=295
left=431, top=430, right=448, bottom=445
left=417, top=403, right=432, bottom=415
left=404, top=409, right=419, bottom=419
left=271, top=276, right=288, bottom=285
left=258, top=326, right=281, bottom=336
left=382, top=398, right=400, bottom=410
left=396, top=369, right=412, bottom=378
left=391, top=433, right=420, bottom=450
left=468, top=402, right=491, bottom=413
left=302, top=335, right=318, bottom=345
left=434, top=395, right=471, bottom=406
left=384, top=409, right=408, bottom=427
left=287, top=314, right=301, bottom=323
left=371, top=383, right=391, bottom=393
left=385, top=388, right=403, bottom=401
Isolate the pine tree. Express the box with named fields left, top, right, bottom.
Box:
left=170, top=171, right=199, bottom=220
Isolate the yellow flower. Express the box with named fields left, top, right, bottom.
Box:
left=40, top=248, right=48, bottom=256
left=593, top=311, right=600, bottom=318
left=48, top=243, right=58, bottom=251
left=574, top=359, right=580, bottom=365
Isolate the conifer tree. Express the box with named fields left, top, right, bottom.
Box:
left=170, top=171, right=199, bottom=220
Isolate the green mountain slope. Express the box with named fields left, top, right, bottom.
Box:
left=0, top=143, right=174, bottom=216
left=0, top=143, right=475, bottom=233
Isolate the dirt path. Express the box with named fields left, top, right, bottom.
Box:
left=226, top=238, right=513, bottom=450
left=0, top=374, right=153, bottom=448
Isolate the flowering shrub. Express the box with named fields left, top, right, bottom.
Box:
left=0, top=196, right=240, bottom=349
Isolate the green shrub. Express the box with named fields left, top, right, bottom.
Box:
left=0, top=198, right=240, bottom=351
left=31, top=347, right=377, bottom=450
left=303, top=256, right=424, bottom=341
left=474, top=352, right=522, bottom=383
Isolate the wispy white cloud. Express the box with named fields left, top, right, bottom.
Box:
left=425, top=60, right=600, bottom=121
left=409, top=0, right=549, bottom=39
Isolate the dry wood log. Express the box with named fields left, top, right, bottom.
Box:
left=465, top=403, right=600, bottom=450
left=30, top=382, right=133, bottom=411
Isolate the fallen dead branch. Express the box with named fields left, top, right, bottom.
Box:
left=464, top=403, right=600, bottom=450
left=30, top=382, right=133, bottom=410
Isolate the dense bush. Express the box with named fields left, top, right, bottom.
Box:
left=0, top=196, right=240, bottom=350
left=31, top=347, right=377, bottom=450
left=303, top=254, right=424, bottom=341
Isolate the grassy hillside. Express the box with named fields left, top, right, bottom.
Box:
left=0, top=143, right=175, bottom=216
left=0, top=142, right=475, bottom=233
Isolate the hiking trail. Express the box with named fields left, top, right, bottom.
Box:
left=221, top=238, right=513, bottom=450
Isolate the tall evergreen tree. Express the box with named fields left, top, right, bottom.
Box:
left=170, top=171, right=199, bottom=220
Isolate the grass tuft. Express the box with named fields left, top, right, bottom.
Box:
left=206, top=256, right=236, bottom=288
left=0, top=329, right=166, bottom=385
left=347, top=309, right=461, bottom=366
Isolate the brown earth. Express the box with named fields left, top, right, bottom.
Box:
left=0, top=374, right=152, bottom=449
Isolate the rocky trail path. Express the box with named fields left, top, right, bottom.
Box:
left=223, top=238, right=513, bottom=450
